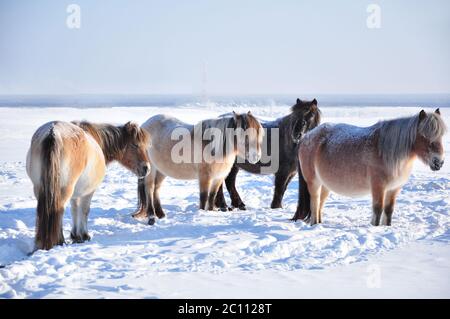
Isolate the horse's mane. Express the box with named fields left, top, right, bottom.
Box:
left=198, top=113, right=261, bottom=154
left=201, top=113, right=260, bottom=136
left=73, top=121, right=147, bottom=163
left=377, top=111, right=446, bottom=171
left=237, top=113, right=261, bottom=131
left=200, top=116, right=234, bottom=133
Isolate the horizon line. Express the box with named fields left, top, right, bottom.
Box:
left=1, top=92, right=450, bottom=97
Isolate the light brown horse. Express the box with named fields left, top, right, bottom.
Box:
left=26, top=120, right=150, bottom=250
left=133, top=112, right=263, bottom=224
left=292, top=109, right=446, bottom=226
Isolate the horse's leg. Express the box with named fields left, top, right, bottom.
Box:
left=381, top=188, right=400, bottom=226
left=309, top=183, right=321, bottom=226
left=292, top=161, right=310, bottom=221
left=78, top=192, right=94, bottom=242
left=153, top=171, right=166, bottom=219
left=145, top=173, right=157, bottom=225
left=370, top=184, right=386, bottom=226
left=132, top=170, right=156, bottom=218
left=224, top=165, right=246, bottom=210
left=271, top=170, right=295, bottom=209
left=132, top=172, right=157, bottom=224
left=207, top=179, right=223, bottom=211
left=318, top=186, right=329, bottom=223
left=214, top=184, right=229, bottom=211
left=55, top=183, right=76, bottom=246
left=70, top=197, right=82, bottom=243
left=132, top=179, right=147, bottom=218
left=199, top=171, right=211, bottom=210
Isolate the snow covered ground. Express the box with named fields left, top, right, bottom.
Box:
left=0, top=104, right=449, bottom=298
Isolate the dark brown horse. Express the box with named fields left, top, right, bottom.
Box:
left=215, top=98, right=321, bottom=210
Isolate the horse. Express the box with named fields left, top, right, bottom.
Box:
left=292, top=109, right=446, bottom=226
left=133, top=111, right=264, bottom=224
left=214, top=98, right=321, bottom=210
left=26, top=120, right=150, bottom=250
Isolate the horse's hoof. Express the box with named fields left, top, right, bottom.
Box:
left=309, top=220, right=319, bottom=226
left=82, top=233, right=91, bottom=242
left=155, top=211, right=166, bottom=219
left=132, top=210, right=148, bottom=219
left=271, top=204, right=282, bottom=209
left=237, top=204, right=246, bottom=210
left=219, top=206, right=228, bottom=212
left=148, top=217, right=156, bottom=225
left=70, top=233, right=81, bottom=243
left=71, top=238, right=82, bottom=244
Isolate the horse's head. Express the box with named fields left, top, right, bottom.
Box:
left=233, top=111, right=264, bottom=164
left=414, top=109, right=446, bottom=171
left=290, top=98, right=321, bottom=143
left=120, top=122, right=151, bottom=179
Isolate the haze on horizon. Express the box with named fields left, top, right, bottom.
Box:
left=0, top=0, right=449, bottom=96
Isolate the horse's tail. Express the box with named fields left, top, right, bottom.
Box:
left=35, top=127, right=64, bottom=250
left=291, top=159, right=311, bottom=222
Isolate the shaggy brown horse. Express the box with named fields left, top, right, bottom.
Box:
left=26, top=120, right=150, bottom=250
left=134, top=112, right=263, bottom=224
left=292, top=109, right=446, bottom=226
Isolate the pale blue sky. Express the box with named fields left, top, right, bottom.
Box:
left=0, top=0, right=449, bottom=95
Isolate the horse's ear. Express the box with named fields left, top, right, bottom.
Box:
left=419, top=110, right=427, bottom=122
left=232, top=111, right=239, bottom=128
left=296, top=98, right=301, bottom=104
left=435, top=108, right=441, bottom=115
left=247, top=111, right=252, bottom=116
left=312, top=98, right=317, bottom=106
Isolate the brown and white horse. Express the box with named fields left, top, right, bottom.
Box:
left=26, top=120, right=150, bottom=250
left=134, top=112, right=264, bottom=224
left=292, top=109, right=446, bottom=226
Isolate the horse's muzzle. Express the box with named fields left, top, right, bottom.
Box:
left=138, top=163, right=150, bottom=179
left=248, top=153, right=261, bottom=164
left=430, top=158, right=444, bottom=171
